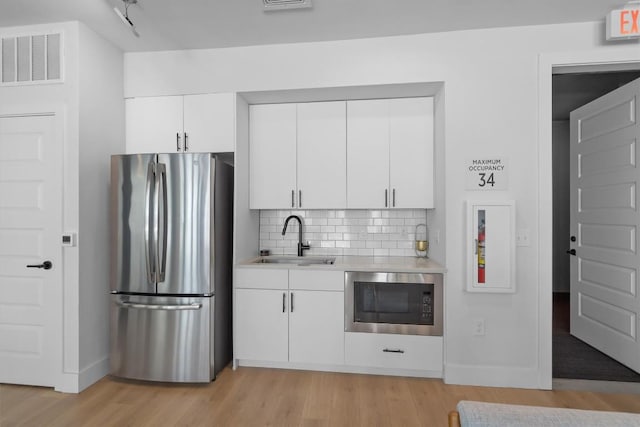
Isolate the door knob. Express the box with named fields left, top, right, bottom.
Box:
left=566, top=249, right=576, bottom=256
left=26, top=261, right=52, bottom=270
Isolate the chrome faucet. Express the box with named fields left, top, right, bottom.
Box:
left=282, top=215, right=310, bottom=257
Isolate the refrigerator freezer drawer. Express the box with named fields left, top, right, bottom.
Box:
left=110, top=295, right=214, bottom=382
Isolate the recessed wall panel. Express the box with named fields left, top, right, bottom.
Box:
left=580, top=140, right=635, bottom=178
left=579, top=98, right=635, bottom=142
left=580, top=223, right=636, bottom=253
left=579, top=293, right=636, bottom=339
left=579, top=183, right=635, bottom=211
left=579, top=258, right=636, bottom=295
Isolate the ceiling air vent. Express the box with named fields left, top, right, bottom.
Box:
left=263, top=0, right=312, bottom=11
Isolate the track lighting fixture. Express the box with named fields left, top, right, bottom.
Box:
left=114, top=0, right=140, bottom=38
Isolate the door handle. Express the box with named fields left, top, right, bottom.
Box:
left=27, top=261, right=52, bottom=270
left=566, top=249, right=576, bottom=256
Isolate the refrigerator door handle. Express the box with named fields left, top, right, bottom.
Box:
left=116, top=300, right=203, bottom=311
left=157, top=162, right=168, bottom=282
left=145, top=162, right=156, bottom=284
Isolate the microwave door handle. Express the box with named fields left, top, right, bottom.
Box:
left=157, top=163, right=168, bottom=283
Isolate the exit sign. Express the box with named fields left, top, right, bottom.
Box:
left=607, top=6, right=640, bottom=40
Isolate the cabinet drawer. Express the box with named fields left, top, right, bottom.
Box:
left=345, top=332, right=442, bottom=371
left=235, top=268, right=288, bottom=289
left=289, top=269, right=344, bottom=291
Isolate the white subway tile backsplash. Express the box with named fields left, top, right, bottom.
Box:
left=259, top=209, right=427, bottom=257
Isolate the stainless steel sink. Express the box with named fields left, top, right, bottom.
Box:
left=253, top=256, right=336, bottom=265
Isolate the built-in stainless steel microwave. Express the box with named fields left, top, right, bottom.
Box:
left=345, top=271, right=443, bottom=336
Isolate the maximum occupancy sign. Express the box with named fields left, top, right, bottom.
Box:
left=465, top=157, right=508, bottom=190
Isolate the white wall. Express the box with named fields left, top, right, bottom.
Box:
left=123, top=21, right=636, bottom=389
left=77, top=22, right=125, bottom=389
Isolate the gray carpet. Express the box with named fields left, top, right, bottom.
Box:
left=553, top=332, right=640, bottom=382
left=553, top=292, right=640, bottom=382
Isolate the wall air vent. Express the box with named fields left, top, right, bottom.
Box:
left=1, top=33, right=63, bottom=85
left=263, top=0, right=312, bottom=11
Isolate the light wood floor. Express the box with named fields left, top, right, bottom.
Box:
left=2, top=366, right=640, bottom=426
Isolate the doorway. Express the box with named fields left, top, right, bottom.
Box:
left=552, top=70, right=640, bottom=382
left=0, top=113, right=63, bottom=387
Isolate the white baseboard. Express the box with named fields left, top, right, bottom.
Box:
left=55, top=356, right=110, bottom=394
left=236, top=359, right=442, bottom=379
left=444, top=363, right=542, bottom=389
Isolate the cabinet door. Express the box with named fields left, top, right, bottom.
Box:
left=125, top=96, right=183, bottom=153
left=289, top=290, right=344, bottom=365
left=249, top=103, right=297, bottom=209
left=347, top=99, right=390, bottom=208
left=235, top=289, right=289, bottom=362
left=183, top=93, right=235, bottom=153
left=389, top=97, right=434, bottom=208
left=297, top=101, right=347, bottom=209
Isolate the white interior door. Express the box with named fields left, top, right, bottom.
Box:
left=0, top=114, right=62, bottom=386
left=569, top=78, right=640, bottom=373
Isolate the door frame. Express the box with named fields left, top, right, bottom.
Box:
left=0, top=104, right=65, bottom=390
left=538, top=49, right=640, bottom=389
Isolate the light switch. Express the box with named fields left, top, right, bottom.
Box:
left=516, top=228, right=530, bottom=247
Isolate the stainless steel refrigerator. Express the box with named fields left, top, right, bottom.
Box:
left=109, top=153, right=233, bottom=383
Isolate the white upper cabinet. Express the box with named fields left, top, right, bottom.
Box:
left=346, top=99, right=390, bottom=208
left=389, top=97, right=434, bottom=208
left=249, top=103, right=297, bottom=209
left=126, top=96, right=182, bottom=154
left=125, top=93, right=235, bottom=154
left=347, top=97, right=434, bottom=209
left=249, top=101, right=347, bottom=209
left=297, top=101, right=347, bottom=209
left=183, top=93, right=235, bottom=152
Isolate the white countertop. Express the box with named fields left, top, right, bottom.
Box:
left=237, top=255, right=446, bottom=274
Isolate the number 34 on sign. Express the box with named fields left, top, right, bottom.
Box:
left=465, top=157, right=508, bottom=190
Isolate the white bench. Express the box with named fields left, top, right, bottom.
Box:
left=449, top=400, right=640, bottom=427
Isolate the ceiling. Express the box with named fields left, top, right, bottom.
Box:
left=0, top=0, right=626, bottom=53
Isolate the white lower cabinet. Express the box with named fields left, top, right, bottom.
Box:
left=235, top=267, right=443, bottom=377
left=235, top=288, right=289, bottom=362
left=345, top=332, right=443, bottom=372
left=289, top=290, right=344, bottom=365
left=235, top=268, right=344, bottom=366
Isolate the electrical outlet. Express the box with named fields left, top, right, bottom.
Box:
left=472, top=318, right=485, bottom=336
left=434, top=229, right=440, bottom=244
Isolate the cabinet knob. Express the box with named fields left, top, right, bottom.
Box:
left=176, top=133, right=182, bottom=151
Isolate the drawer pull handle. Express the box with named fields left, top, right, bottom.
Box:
left=383, top=348, right=405, bottom=354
